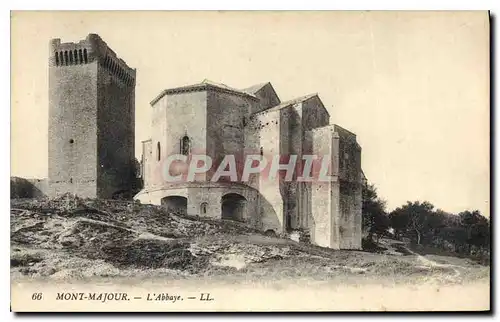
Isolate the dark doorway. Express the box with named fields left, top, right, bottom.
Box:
left=161, top=196, right=187, bottom=215
left=221, top=193, right=246, bottom=221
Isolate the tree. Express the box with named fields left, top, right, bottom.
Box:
left=388, top=200, right=490, bottom=262
left=389, top=201, right=434, bottom=245
left=459, top=210, right=490, bottom=253
left=362, top=184, right=389, bottom=242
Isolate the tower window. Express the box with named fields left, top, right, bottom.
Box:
left=157, top=142, right=161, bottom=161
left=200, top=202, right=208, bottom=214
left=180, top=135, right=190, bottom=156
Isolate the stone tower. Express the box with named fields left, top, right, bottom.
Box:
left=48, top=34, right=136, bottom=198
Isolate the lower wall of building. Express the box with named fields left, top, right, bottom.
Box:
left=307, top=126, right=341, bottom=249
left=134, top=183, right=273, bottom=231
left=257, top=180, right=285, bottom=234
left=352, top=182, right=363, bottom=249
left=339, top=180, right=358, bottom=249
left=48, top=179, right=97, bottom=198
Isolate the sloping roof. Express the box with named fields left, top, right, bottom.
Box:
left=150, top=79, right=258, bottom=105
left=361, top=169, right=368, bottom=185
left=241, top=82, right=270, bottom=95
left=253, top=93, right=318, bottom=116
left=201, top=79, right=253, bottom=96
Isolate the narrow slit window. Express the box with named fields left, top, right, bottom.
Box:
left=181, top=136, right=191, bottom=156
left=157, top=142, right=161, bottom=161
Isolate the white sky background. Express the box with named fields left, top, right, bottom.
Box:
left=10, top=11, right=490, bottom=216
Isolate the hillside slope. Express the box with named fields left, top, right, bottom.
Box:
left=11, top=195, right=489, bottom=285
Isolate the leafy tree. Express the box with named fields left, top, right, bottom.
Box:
left=389, top=200, right=490, bottom=262
left=362, top=184, right=389, bottom=242
left=389, top=201, right=434, bottom=245
left=459, top=210, right=490, bottom=253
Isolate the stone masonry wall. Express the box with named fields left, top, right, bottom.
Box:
left=149, top=90, right=208, bottom=187
left=141, top=140, right=153, bottom=188
left=308, top=125, right=341, bottom=249
left=48, top=34, right=135, bottom=199
left=335, top=125, right=362, bottom=249
left=206, top=90, right=257, bottom=181
left=97, top=59, right=135, bottom=198
left=48, top=43, right=99, bottom=198
left=255, top=110, right=285, bottom=234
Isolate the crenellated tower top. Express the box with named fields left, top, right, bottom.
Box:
left=49, top=33, right=136, bottom=86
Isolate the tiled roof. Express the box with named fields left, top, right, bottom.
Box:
left=201, top=79, right=256, bottom=97
left=241, top=82, right=270, bottom=95
left=252, top=93, right=318, bottom=116
left=150, top=79, right=258, bottom=105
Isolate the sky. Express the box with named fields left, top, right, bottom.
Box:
left=10, top=11, right=490, bottom=216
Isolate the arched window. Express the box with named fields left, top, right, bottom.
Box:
left=69, top=51, right=73, bottom=64
left=73, top=50, right=78, bottom=64
left=200, top=202, right=208, bottom=215
left=55, top=52, right=59, bottom=66
left=83, top=49, right=88, bottom=64
left=157, top=142, right=161, bottom=161
left=64, top=51, right=69, bottom=66
left=181, top=135, right=190, bottom=155
left=78, top=49, right=83, bottom=64
left=59, top=52, right=64, bottom=65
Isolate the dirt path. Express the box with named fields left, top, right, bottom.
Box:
left=401, top=245, right=463, bottom=283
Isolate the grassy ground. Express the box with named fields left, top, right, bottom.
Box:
left=11, top=196, right=490, bottom=286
